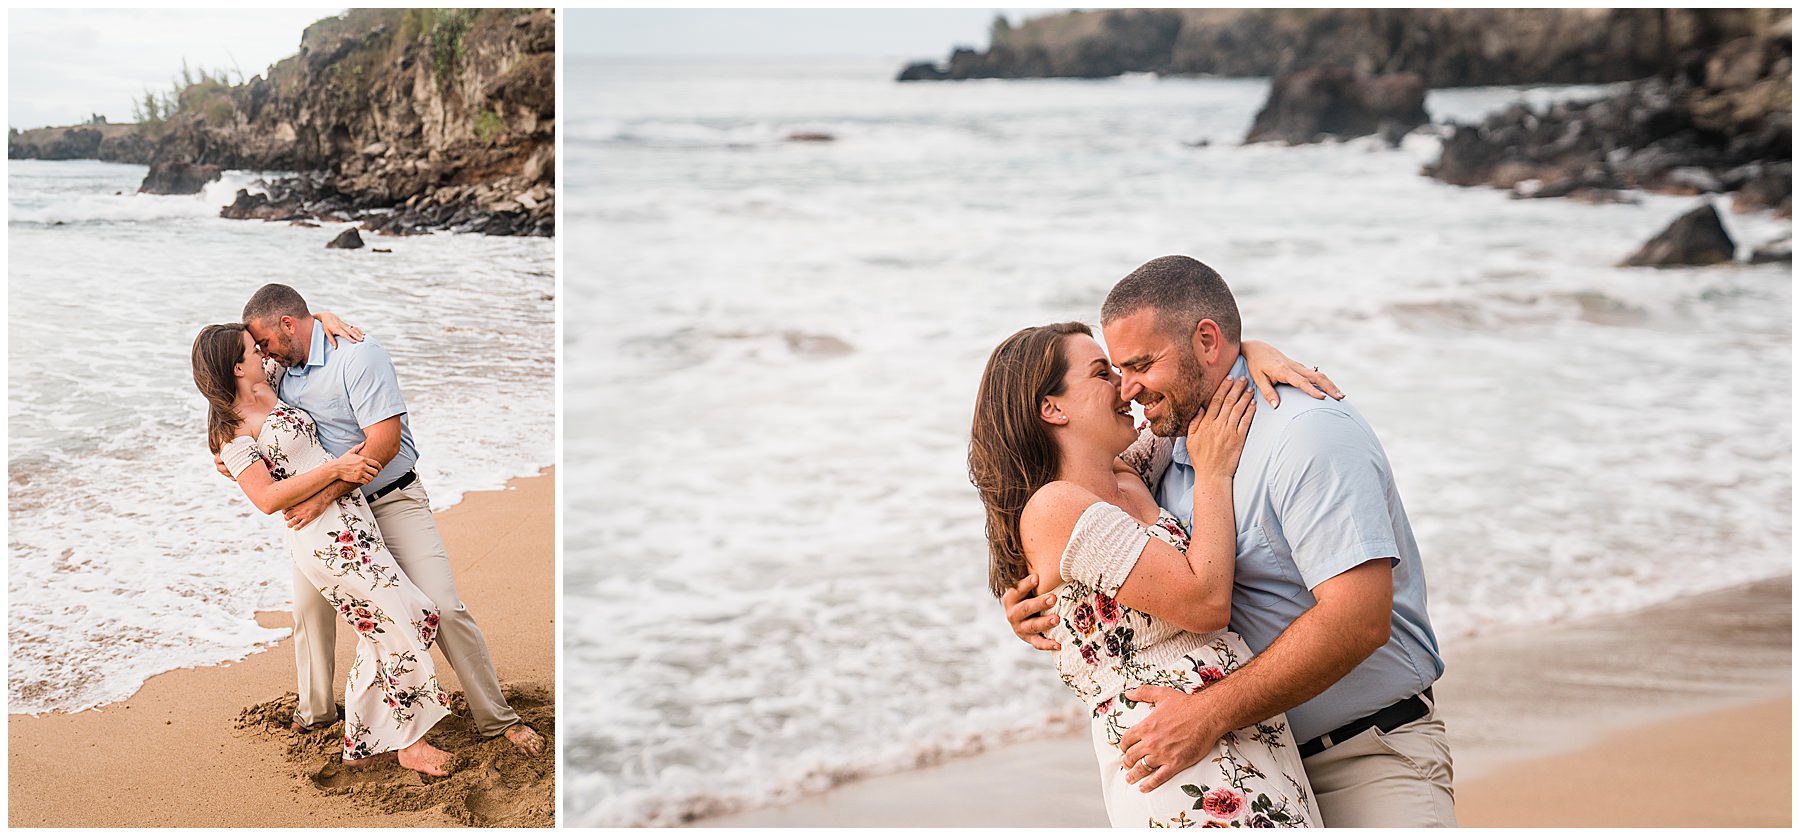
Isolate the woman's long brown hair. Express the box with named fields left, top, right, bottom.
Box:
left=191, top=323, right=248, bottom=454
left=968, top=321, right=1088, bottom=597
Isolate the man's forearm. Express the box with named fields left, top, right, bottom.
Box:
left=304, top=478, right=362, bottom=507
left=1189, top=600, right=1383, bottom=737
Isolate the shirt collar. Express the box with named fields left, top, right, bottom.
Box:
left=289, top=322, right=329, bottom=377
left=1171, top=355, right=1253, bottom=467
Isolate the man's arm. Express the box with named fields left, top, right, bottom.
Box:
left=1114, top=560, right=1392, bottom=791
left=1115, top=409, right=1403, bottom=791
left=281, top=416, right=403, bottom=529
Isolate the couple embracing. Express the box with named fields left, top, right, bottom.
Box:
left=190, top=284, right=542, bottom=776
left=971, top=256, right=1455, bottom=827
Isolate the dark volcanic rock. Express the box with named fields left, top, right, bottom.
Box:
left=326, top=228, right=365, bottom=249
left=138, top=161, right=222, bottom=194
left=1246, top=68, right=1428, bottom=145
left=1621, top=204, right=1737, bottom=267
left=896, top=61, right=948, bottom=81
left=1727, top=163, right=1793, bottom=217
left=1750, top=236, right=1792, bottom=264
left=1425, top=22, right=1791, bottom=207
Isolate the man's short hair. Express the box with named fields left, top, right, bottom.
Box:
left=242, top=283, right=310, bottom=325
left=1100, top=255, right=1241, bottom=344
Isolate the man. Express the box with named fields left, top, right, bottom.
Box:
left=239, top=283, right=543, bottom=756
left=1004, top=256, right=1452, bottom=826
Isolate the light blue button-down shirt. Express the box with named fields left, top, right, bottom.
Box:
left=277, top=324, right=418, bottom=496
left=1156, top=356, right=1442, bottom=742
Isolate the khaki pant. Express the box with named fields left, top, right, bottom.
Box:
left=1300, top=697, right=1457, bottom=827
left=292, top=477, right=520, bottom=736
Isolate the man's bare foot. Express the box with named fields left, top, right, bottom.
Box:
left=396, top=738, right=455, bottom=777
left=343, top=751, right=397, bottom=769
left=503, top=723, right=545, bottom=756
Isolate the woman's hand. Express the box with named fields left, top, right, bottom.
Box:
left=1241, top=339, right=1343, bottom=408
left=329, top=443, right=382, bottom=485
left=1183, top=377, right=1255, bottom=480
left=313, top=311, right=364, bottom=349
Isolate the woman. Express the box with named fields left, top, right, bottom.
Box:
left=969, top=323, right=1330, bottom=827
left=191, top=321, right=456, bottom=776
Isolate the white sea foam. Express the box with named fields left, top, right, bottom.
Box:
left=563, top=58, right=1790, bottom=825
left=7, top=159, right=554, bottom=715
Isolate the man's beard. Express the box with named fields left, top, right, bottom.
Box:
left=270, top=342, right=304, bottom=368
left=1144, top=347, right=1208, bottom=438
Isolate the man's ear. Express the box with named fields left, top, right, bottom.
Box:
left=1190, top=319, right=1225, bottom=364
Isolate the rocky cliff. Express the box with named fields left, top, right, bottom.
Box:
left=899, top=9, right=1783, bottom=88
left=13, top=9, right=554, bottom=237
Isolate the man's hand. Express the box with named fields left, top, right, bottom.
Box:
left=1116, top=685, right=1224, bottom=792
left=283, top=491, right=334, bottom=530
left=214, top=452, right=236, bottom=483
left=1001, top=574, right=1061, bottom=651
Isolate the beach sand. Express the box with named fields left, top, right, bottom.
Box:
left=7, top=469, right=556, bottom=828
left=701, top=576, right=1791, bottom=826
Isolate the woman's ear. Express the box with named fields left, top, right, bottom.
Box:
left=1039, top=397, right=1067, bottom=426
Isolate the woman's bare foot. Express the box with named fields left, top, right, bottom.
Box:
left=343, top=751, right=397, bottom=769
left=396, top=738, right=455, bottom=777
left=503, top=723, right=545, bottom=756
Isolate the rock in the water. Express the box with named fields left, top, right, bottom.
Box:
left=1621, top=204, right=1737, bottom=267
left=1729, top=162, right=1793, bottom=216
left=786, top=131, right=836, bottom=143
left=326, top=228, right=365, bottom=250
left=1245, top=68, right=1429, bottom=145
left=896, top=61, right=948, bottom=81
left=138, top=161, right=221, bottom=195
left=1750, top=236, right=1792, bottom=264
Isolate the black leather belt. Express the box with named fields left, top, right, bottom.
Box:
left=367, top=469, right=417, bottom=502
left=1297, top=687, right=1432, bottom=758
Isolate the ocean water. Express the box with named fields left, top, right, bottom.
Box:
left=561, top=57, right=1791, bottom=825
left=7, top=159, right=554, bottom=714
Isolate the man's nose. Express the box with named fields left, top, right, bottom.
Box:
left=1118, top=373, right=1143, bottom=402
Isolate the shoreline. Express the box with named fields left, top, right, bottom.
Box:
left=698, top=574, right=1791, bottom=826
left=7, top=469, right=556, bottom=828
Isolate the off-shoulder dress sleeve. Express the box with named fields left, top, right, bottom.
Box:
left=220, top=436, right=263, bottom=479
left=261, top=358, right=282, bottom=391
left=1059, top=501, right=1155, bottom=597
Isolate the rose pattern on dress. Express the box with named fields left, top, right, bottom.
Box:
left=1049, top=498, right=1316, bottom=827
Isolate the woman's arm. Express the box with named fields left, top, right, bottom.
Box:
left=312, top=311, right=364, bottom=348
left=231, top=442, right=380, bottom=515
left=1021, top=380, right=1256, bottom=634
left=1241, top=339, right=1343, bottom=407
left=1112, top=377, right=1256, bottom=632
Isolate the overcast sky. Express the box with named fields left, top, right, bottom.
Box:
left=9, top=8, right=338, bottom=129
left=565, top=9, right=1062, bottom=59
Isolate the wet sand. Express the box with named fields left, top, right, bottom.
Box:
left=701, top=576, right=1791, bottom=827
left=7, top=470, right=555, bottom=828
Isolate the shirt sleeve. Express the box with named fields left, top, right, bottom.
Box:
left=220, top=436, right=263, bottom=479
left=1267, top=410, right=1401, bottom=590
left=1059, top=502, right=1154, bottom=597
left=338, top=339, right=408, bottom=429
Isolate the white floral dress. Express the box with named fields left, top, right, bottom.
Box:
left=1051, top=501, right=1319, bottom=828
left=220, top=400, right=450, bottom=760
